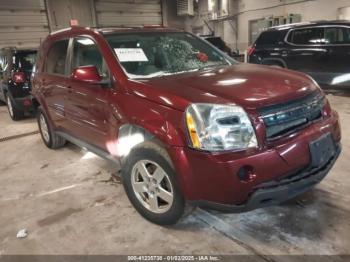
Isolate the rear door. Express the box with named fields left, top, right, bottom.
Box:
left=64, top=36, right=111, bottom=150
left=323, top=26, right=350, bottom=86
left=37, top=39, right=70, bottom=127
left=285, top=27, right=328, bottom=74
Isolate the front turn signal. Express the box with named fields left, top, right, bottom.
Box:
left=186, top=112, right=201, bottom=149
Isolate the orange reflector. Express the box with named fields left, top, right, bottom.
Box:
left=186, top=112, right=201, bottom=149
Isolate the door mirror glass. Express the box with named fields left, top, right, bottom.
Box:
left=71, top=65, right=102, bottom=83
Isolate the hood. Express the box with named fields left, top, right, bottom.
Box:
left=126, top=63, right=321, bottom=111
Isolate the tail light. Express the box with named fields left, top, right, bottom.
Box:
left=12, top=72, right=26, bottom=84
left=23, top=99, right=32, bottom=107
left=247, top=46, right=255, bottom=56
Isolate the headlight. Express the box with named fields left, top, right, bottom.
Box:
left=186, top=104, right=257, bottom=151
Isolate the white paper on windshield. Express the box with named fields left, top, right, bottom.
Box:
left=114, top=48, right=148, bottom=62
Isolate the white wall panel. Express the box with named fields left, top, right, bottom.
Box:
left=0, top=0, right=49, bottom=49
left=95, top=0, right=162, bottom=27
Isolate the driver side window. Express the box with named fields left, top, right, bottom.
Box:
left=72, top=37, right=109, bottom=79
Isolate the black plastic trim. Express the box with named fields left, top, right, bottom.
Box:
left=56, top=131, right=120, bottom=167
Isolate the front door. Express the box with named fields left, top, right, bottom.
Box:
left=64, top=36, right=112, bottom=150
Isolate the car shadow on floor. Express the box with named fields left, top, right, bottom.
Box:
left=174, top=188, right=345, bottom=252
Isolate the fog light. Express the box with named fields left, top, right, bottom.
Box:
left=237, top=165, right=256, bottom=182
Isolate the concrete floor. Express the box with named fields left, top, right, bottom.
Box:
left=0, top=93, right=349, bottom=257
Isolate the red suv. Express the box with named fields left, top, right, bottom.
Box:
left=32, top=26, right=341, bottom=225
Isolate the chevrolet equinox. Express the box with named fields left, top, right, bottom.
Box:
left=32, top=26, right=341, bottom=225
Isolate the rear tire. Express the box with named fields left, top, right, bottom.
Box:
left=37, top=107, right=66, bottom=149
left=7, top=95, right=24, bottom=121
left=121, top=141, right=185, bottom=225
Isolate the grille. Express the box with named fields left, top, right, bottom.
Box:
left=259, top=92, right=325, bottom=140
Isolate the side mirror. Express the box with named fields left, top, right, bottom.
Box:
left=71, top=65, right=102, bottom=84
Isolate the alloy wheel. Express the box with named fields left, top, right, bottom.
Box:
left=39, top=114, right=50, bottom=143
left=7, top=96, right=13, bottom=118
left=131, top=160, right=174, bottom=214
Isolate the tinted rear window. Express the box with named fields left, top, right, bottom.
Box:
left=255, top=30, right=285, bottom=46
left=13, top=51, right=36, bottom=73
left=287, top=27, right=324, bottom=45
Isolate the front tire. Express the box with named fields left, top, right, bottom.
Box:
left=37, top=107, right=66, bottom=149
left=121, top=141, right=185, bottom=225
left=7, top=95, right=24, bottom=121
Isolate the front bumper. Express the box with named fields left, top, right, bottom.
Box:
left=168, top=110, right=341, bottom=210
left=191, top=144, right=340, bottom=212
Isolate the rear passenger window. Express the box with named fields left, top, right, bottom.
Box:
left=325, top=27, right=350, bottom=44
left=72, top=37, right=108, bottom=79
left=45, top=39, right=69, bottom=75
left=288, top=28, right=324, bottom=45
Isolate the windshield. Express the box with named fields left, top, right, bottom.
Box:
left=105, top=32, right=234, bottom=79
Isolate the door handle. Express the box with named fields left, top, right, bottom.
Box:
left=67, top=86, right=72, bottom=93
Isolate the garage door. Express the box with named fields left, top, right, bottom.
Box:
left=95, top=0, right=163, bottom=27
left=0, top=0, right=49, bottom=49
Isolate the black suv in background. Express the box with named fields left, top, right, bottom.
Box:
left=248, top=21, right=350, bottom=88
left=0, top=48, right=36, bottom=120
left=202, top=35, right=235, bottom=56
left=201, top=35, right=241, bottom=60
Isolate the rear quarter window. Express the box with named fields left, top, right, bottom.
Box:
left=324, top=27, right=350, bottom=44
left=255, top=30, right=286, bottom=46
left=45, top=39, right=69, bottom=75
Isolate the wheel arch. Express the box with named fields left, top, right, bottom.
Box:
left=32, top=97, right=41, bottom=111
left=116, top=123, right=174, bottom=162
left=261, top=58, right=287, bottom=68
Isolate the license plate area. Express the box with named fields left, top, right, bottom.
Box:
left=309, top=133, right=335, bottom=168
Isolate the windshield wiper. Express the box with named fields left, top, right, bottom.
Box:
left=199, top=63, right=228, bottom=71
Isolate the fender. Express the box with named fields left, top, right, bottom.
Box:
left=116, top=123, right=194, bottom=199
left=112, top=91, right=188, bottom=149
left=115, top=117, right=186, bottom=159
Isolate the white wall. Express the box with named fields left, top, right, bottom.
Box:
left=338, top=6, right=350, bottom=20
left=167, top=0, right=350, bottom=53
